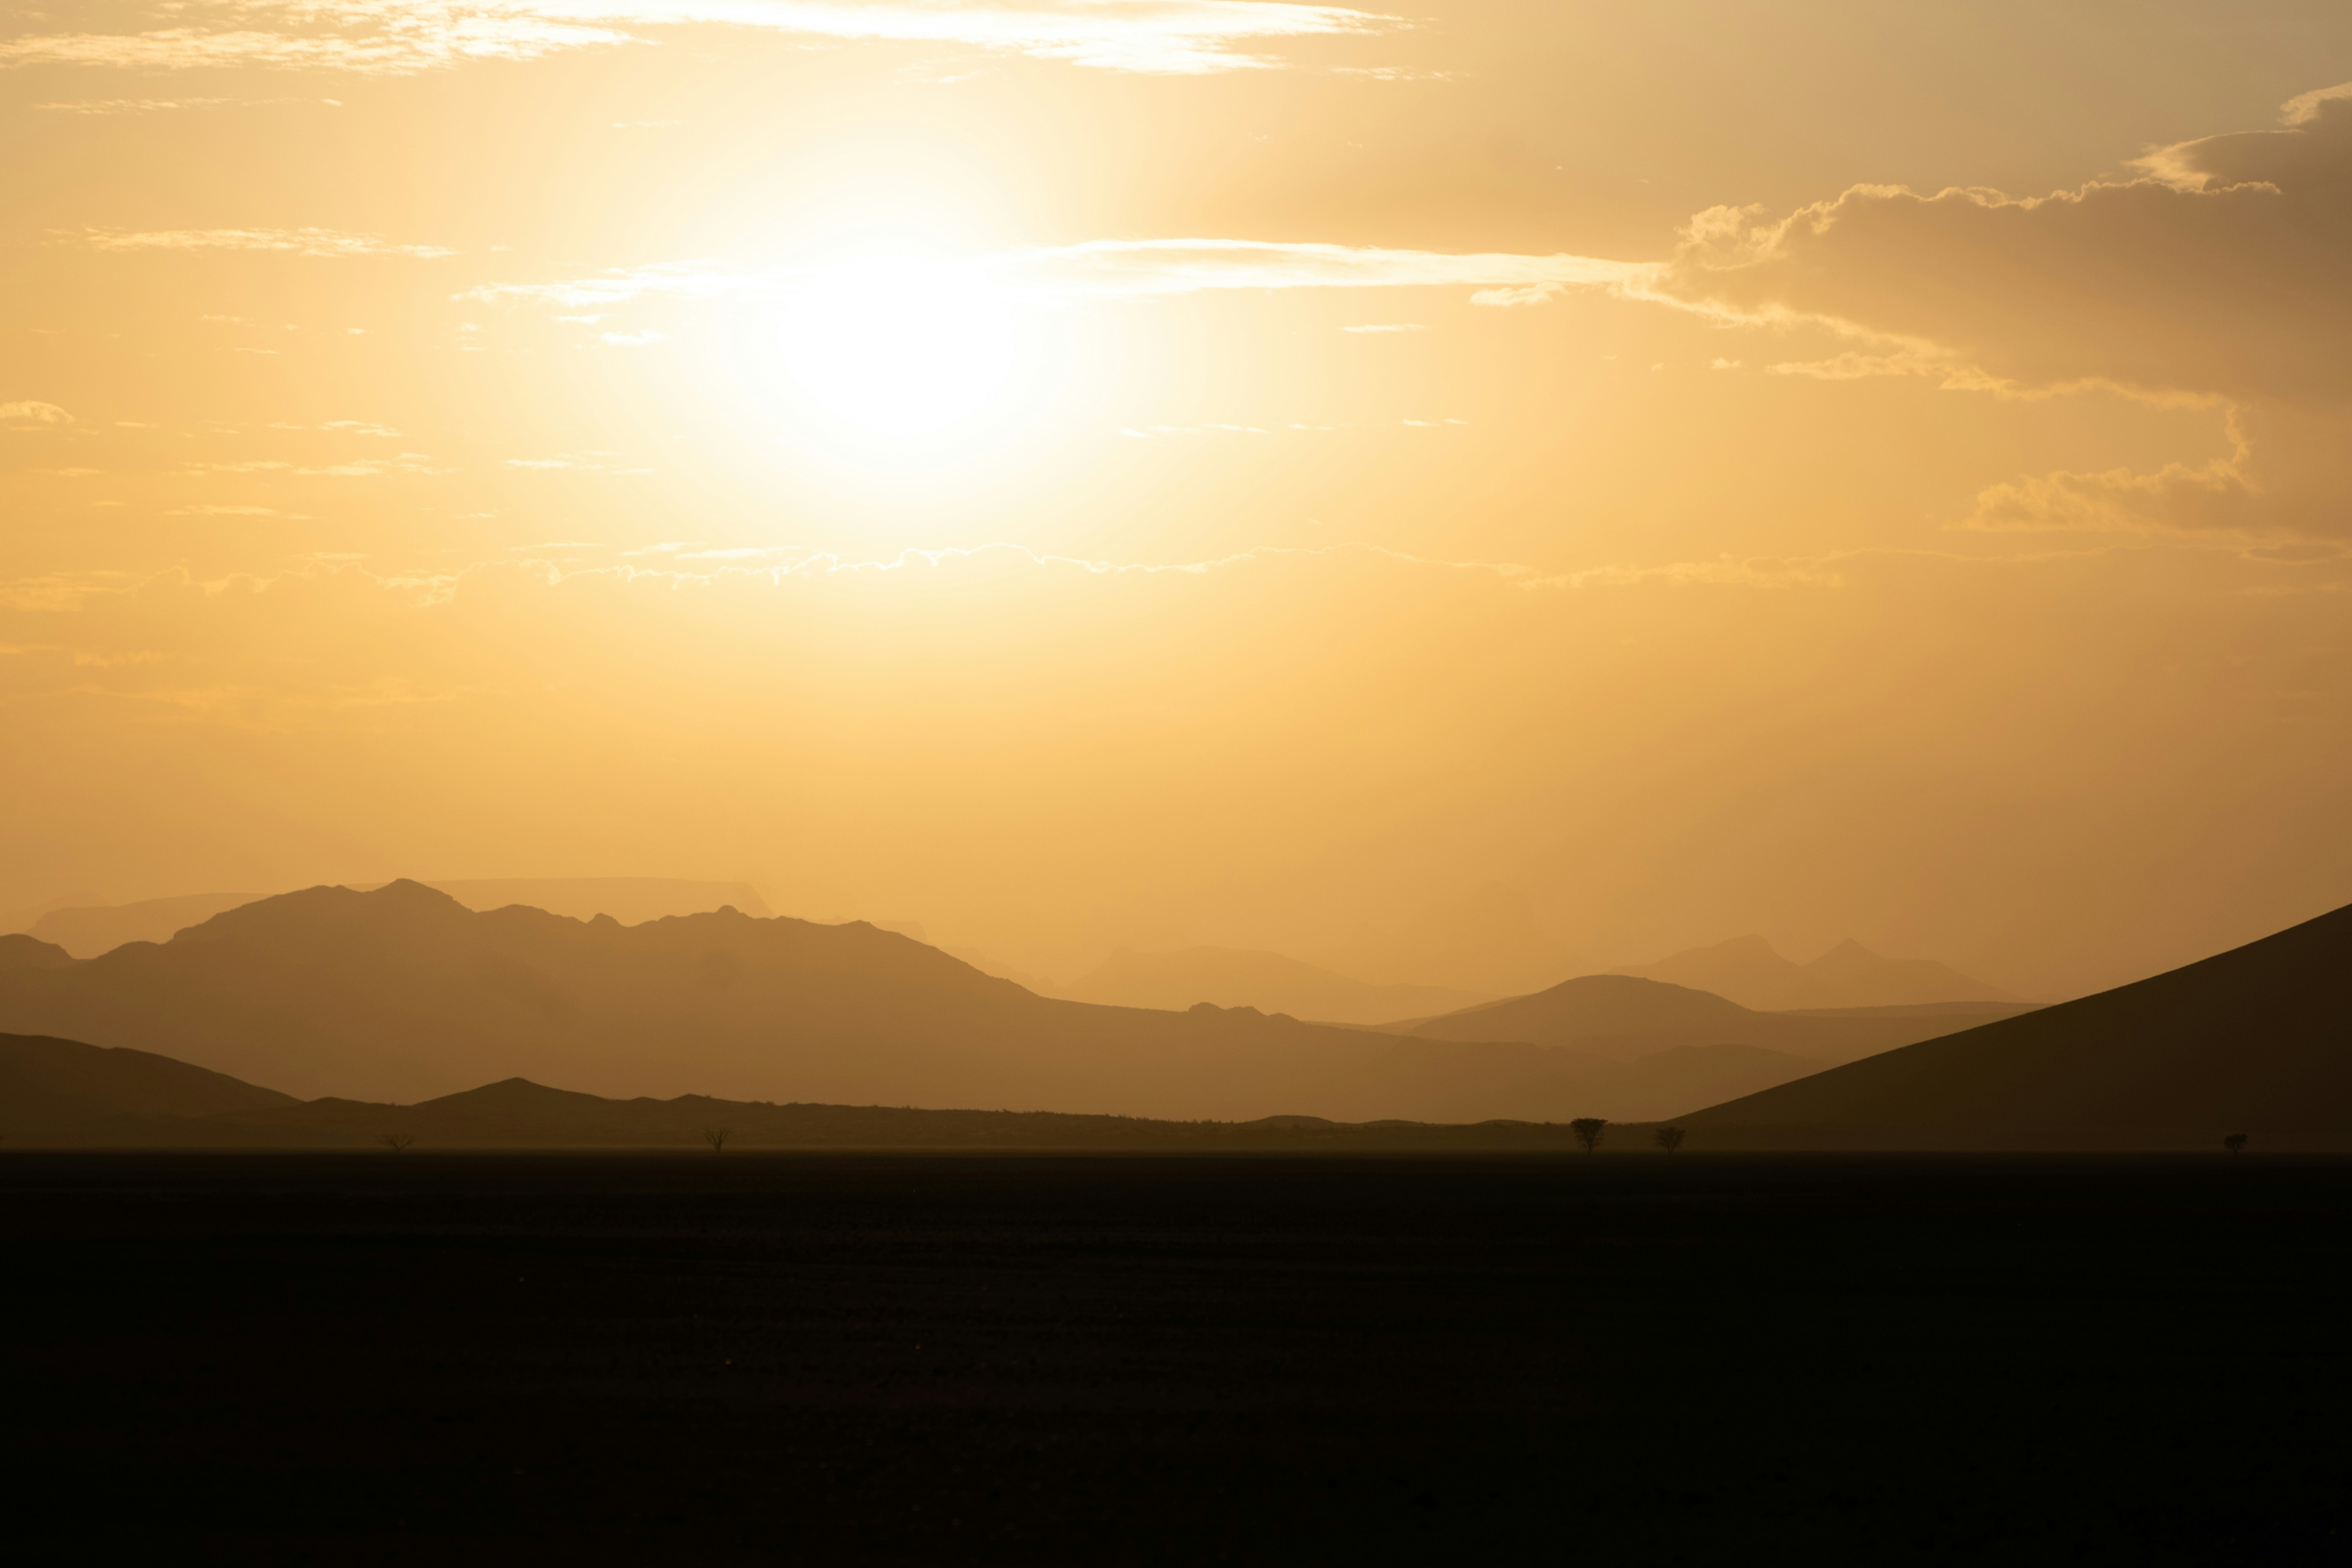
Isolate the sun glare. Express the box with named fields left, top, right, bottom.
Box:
left=755, top=251, right=1052, bottom=461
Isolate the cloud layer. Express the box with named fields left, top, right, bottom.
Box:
left=84, top=228, right=456, bottom=259
left=2, top=0, right=1395, bottom=77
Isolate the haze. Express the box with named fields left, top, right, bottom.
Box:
left=5, top=2, right=2350, bottom=998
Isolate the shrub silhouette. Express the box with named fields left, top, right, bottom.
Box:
left=1653, top=1125, right=1686, bottom=1153
left=2224, top=1133, right=2249, bottom=1155
left=702, top=1125, right=733, bottom=1153
left=380, top=1133, right=414, bottom=1152
left=1570, top=1118, right=1607, bottom=1154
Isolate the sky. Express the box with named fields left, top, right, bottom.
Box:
left=3, top=0, right=2349, bottom=996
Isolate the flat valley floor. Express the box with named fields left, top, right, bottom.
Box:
left=6, top=1151, right=2348, bottom=1563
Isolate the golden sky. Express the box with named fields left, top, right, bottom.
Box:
left=4, top=1, right=2349, bottom=996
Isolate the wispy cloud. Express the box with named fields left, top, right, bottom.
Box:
left=1004, top=238, right=1645, bottom=297
left=1469, top=282, right=1565, bottom=307
left=34, top=95, right=339, bottom=113
left=459, top=261, right=734, bottom=308
left=84, top=227, right=456, bottom=259
left=37, top=97, right=231, bottom=112
left=464, top=240, right=1645, bottom=315
left=506, top=452, right=653, bottom=473
left=1, top=0, right=1397, bottom=78
left=189, top=453, right=445, bottom=477
left=1, top=401, right=74, bottom=425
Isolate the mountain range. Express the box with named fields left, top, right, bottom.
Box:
left=4, top=893, right=2344, bottom=1147
left=1611, top=934, right=2011, bottom=1010
left=1393, top=975, right=2033, bottom=1063
left=0, top=881, right=2009, bottom=1124
left=1061, top=945, right=1490, bottom=1025
left=0, top=1035, right=1595, bottom=1152
left=17, top=878, right=773, bottom=959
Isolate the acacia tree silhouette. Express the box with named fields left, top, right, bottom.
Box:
left=1570, top=1118, right=1607, bottom=1155
left=380, top=1133, right=414, bottom=1152
left=1653, top=1126, right=1686, bottom=1153
left=2224, top=1133, right=2249, bottom=1155
left=702, top=1126, right=733, bottom=1153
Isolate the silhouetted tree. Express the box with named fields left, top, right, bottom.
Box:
left=2224, top=1133, right=2249, bottom=1155
left=1653, top=1125, right=1686, bottom=1153
left=702, top=1125, right=733, bottom=1153
left=380, top=1133, right=414, bottom=1152
left=1570, top=1117, right=1607, bottom=1155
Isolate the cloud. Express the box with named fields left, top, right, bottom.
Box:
left=464, top=241, right=1641, bottom=316
left=599, top=329, right=668, bottom=346
left=0, top=401, right=74, bottom=425
left=84, top=228, right=456, bottom=259
left=507, top=452, right=651, bottom=473
left=459, top=261, right=736, bottom=308
left=36, top=97, right=231, bottom=112
left=1003, top=238, right=1643, bottom=297
left=0, top=0, right=1395, bottom=78
left=1641, top=83, right=2352, bottom=540
left=1471, top=283, right=1569, bottom=308
left=190, top=453, right=444, bottom=477
left=1650, top=84, right=2352, bottom=405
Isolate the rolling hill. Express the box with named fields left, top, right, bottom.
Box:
left=1061, top=945, right=1490, bottom=1025
left=0, top=1032, right=1719, bottom=1151
left=0, top=1031, right=298, bottom=1142
left=0, top=935, right=75, bottom=972
left=1674, top=900, right=2352, bottom=1148
left=1612, top=934, right=2010, bottom=1010
left=0, top=881, right=1831, bottom=1123
left=1391, top=974, right=2037, bottom=1064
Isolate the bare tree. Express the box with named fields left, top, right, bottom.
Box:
left=1570, top=1117, right=1607, bottom=1155
left=380, top=1133, right=414, bottom=1152
left=2224, top=1133, right=2249, bottom=1155
left=1653, top=1125, right=1686, bottom=1153
left=702, top=1125, right=733, bottom=1153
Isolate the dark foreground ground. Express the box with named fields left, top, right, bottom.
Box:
left=6, top=1153, right=2348, bottom=1564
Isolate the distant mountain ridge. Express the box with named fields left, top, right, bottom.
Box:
left=0, top=1035, right=1602, bottom=1152
left=0, top=881, right=1865, bottom=1123
left=1389, top=973, right=2037, bottom=1064
left=25, top=878, right=773, bottom=959
left=1612, top=934, right=2009, bottom=1010
left=1677, top=900, right=2352, bottom=1147
left=1063, top=945, right=1490, bottom=1025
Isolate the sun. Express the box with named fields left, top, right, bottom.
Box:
left=756, top=248, right=1058, bottom=462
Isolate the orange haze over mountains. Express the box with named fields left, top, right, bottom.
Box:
left=4, top=3, right=2350, bottom=1040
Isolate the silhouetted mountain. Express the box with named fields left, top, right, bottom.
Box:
left=1675, top=901, right=2352, bottom=1148
left=0, top=935, right=75, bottom=972
left=1613, top=934, right=2008, bottom=1010
left=0, top=881, right=1821, bottom=1123
left=1393, top=974, right=2036, bottom=1063
left=1064, top=946, right=1490, bottom=1025
left=31, top=893, right=263, bottom=959
left=366, top=878, right=775, bottom=925
left=0, top=1031, right=297, bottom=1142
left=30, top=879, right=774, bottom=960
left=0, top=1033, right=1697, bottom=1151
